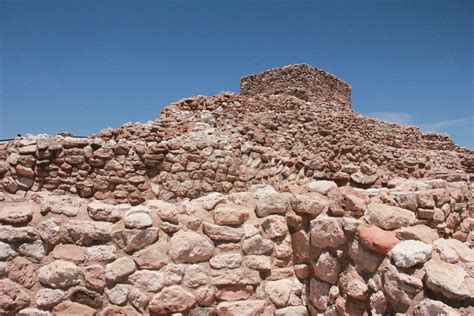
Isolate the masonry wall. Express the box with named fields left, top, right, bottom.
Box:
left=240, top=64, right=352, bottom=111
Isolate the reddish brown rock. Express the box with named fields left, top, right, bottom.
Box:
left=358, top=225, right=400, bottom=254
left=52, top=301, right=95, bottom=316
left=8, top=256, right=37, bottom=288
left=52, top=244, right=86, bottom=262
left=0, top=279, right=30, bottom=314
left=148, top=285, right=196, bottom=314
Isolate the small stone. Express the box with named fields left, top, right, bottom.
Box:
left=83, top=264, right=106, bottom=291
left=17, top=240, right=46, bottom=262
left=365, top=203, right=417, bottom=230
left=308, top=180, right=337, bottom=195
left=351, top=171, right=378, bottom=186
left=0, top=279, right=30, bottom=314
left=262, top=215, right=288, bottom=238
left=390, top=240, right=433, bottom=267
left=113, top=228, right=159, bottom=253
left=209, top=253, right=243, bottom=269
left=216, top=300, right=266, bottom=315
left=183, top=264, right=210, bottom=288
left=203, top=222, right=244, bottom=241
left=98, top=305, right=141, bottom=316
left=105, top=284, right=129, bottom=305
left=8, top=257, right=37, bottom=288
left=0, top=203, right=34, bottom=225
left=132, top=242, right=169, bottom=269
left=38, top=260, right=82, bottom=289
left=358, top=225, right=400, bottom=254
left=36, top=289, right=65, bottom=309
left=87, top=201, right=121, bottom=222
left=313, top=252, right=340, bottom=284
left=149, top=285, right=196, bottom=314
left=291, top=193, right=329, bottom=216
left=0, top=241, right=17, bottom=260
left=18, top=308, right=50, bottom=316
left=213, top=204, right=250, bottom=225
left=105, top=257, right=136, bottom=284
left=424, top=259, right=471, bottom=300
left=245, top=255, right=272, bottom=270
left=255, top=193, right=290, bottom=217
left=200, top=192, right=225, bottom=210
left=85, top=245, right=117, bottom=262
left=125, top=212, right=153, bottom=229
left=129, top=270, right=166, bottom=292
left=310, top=217, right=346, bottom=249
left=169, top=231, right=215, bottom=263
left=52, top=301, right=95, bottom=316
left=242, top=234, right=274, bottom=255
left=396, top=225, right=439, bottom=244
left=52, top=244, right=85, bottom=262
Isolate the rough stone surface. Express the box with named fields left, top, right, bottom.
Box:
left=149, top=285, right=196, bottom=314
left=169, top=231, right=215, bottom=263
left=38, top=260, right=81, bottom=289
left=390, top=240, right=433, bottom=267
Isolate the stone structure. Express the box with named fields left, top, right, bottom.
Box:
left=240, top=64, right=352, bottom=111
left=0, top=64, right=473, bottom=315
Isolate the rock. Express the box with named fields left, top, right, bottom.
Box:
left=0, top=203, right=34, bottom=225
left=98, top=305, right=141, bottom=316
left=0, top=225, right=38, bottom=243
left=149, top=285, right=196, bottom=314
left=67, top=286, right=103, bottom=309
left=52, top=301, right=95, bottom=316
left=313, top=252, right=340, bottom=284
left=396, top=225, right=440, bottom=244
left=390, top=240, right=432, bottom=267
left=245, top=255, right=272, bottom=270
left=105, top=257, right=136, bottom=284
left=169, top=231, right=215, bottom=263
left=358, top=225, right=400, bottom=254
left=365, top=203, right=417, bottom=230
left=144, top=199, right=179, bottom=223
left=211, top=267, right=260, bottom=286
left=0, top=279, right=30, bottom=314
left=83, top=264, right=106, bottom=291
left=424, top=259, right=472, bottom=300
left=262, top=215, right=288, bottom=238
left=275, top=306, right=308, bottom=316
left=127, top=287, right=151, bottom=312
left=328, top=186, right=369, bottom=217
left=87, top=201, right=122, bottom=222
left=200, top=192, right=225, bottom=210
left=183, top=264, right=210, bottom=288
left=0, top=240, right=17, bottom=259
left=85, top=245, right=117, bottom=262
left=35, top=289, right=65, bottom=309
left=309, top=278, right=330, bottom=311
left=215, top=286, right=252, bottom=301
left=132, top=242, right=169, bottom=269
left=255, top=192, right=290, bottom=217
left=250, top=184, right=277, bottom=199
left=18, top=240, right=46, bottom=262
left=310, top=217, right=346, bottom=249
left=291, top=193, right=328, bottom=216
left=18, top=308, right=51, bottom=316
left=264, top=278, right=293, bottom=307
left=216, top=300, right=266, bottom=315
left=113, top=228, right=159, bottom=253
left=308, top=180, right=337, bottom=195
left=434, top=238, right=474, bottom=263
left=38, top=260, right=82, bottom=289
left=351, top=171, right=378, bottom=186
left=338, top=267, right=369, bottom=300
left=61, top=220, right=112, bottom=245
left=203, top=222, right=244, bottom=241
left=8, top=257, right=37, bottom=288
left=213, top=204, right=250, bottom=225
left=124, top=212, right=152, bottom=229
left=37, top=219, right=62, bottom=245
left=129, top=270, right=165, bottom=292
left=407, top=298, right=461, bottom=316
left=242, top=234, right=274, bottom=255
left=209, top=252, right=242, bottom=269
left=348, top=239, right=384, bottom=274
left=52, top=244, right=86, bottom=262
left=105, top=284, right=129, bottom=305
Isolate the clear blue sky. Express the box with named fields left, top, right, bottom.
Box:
left=1, top=0, right=473, bottom=148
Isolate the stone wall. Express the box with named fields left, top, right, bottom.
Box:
left=0, top=179, right=472, bottom=315
left=240, top=64, right=352, bottom=111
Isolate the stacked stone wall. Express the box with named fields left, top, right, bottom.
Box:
left=0, top=179, right=472, bottom=315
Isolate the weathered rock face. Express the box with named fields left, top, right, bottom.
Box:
left=0, top=65, right=472, bottom=315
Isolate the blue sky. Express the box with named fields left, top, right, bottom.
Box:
left=1, top=0, right=473, bottom=148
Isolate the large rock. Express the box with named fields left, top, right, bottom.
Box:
left=169, top=231, right=215, bottom=263
left=242, top=234, right=274, bottom=255
left=262, top=215, right=288, bottom=239
left=0, top=279, right=30, bottom=314
left=434, top=238, right=474, bottom=263
left=98, top=305, right=141, bottom=316
left=52, top=301, right=95, bottom=316
left=291, top=193, right=328, bottom=216
left=38, top=260, right=82, bottom=289
left=129, top=270, right=165, bottom=292
left=310, top=217, right=346, bottom=249
left=313, top=252, right=340, bottom=284
left=0, top=225, right=38, bottom=242
left=35, top=288, right=65, bottom=309
left=216, top=300, right=266, bottom=316
left=149, top=285, right=196, bottom=314
left=365, top=203, right=417, bottom=230
left=132, top=242, right=169, bottom=269
left=211, top=267, right=260, bottom=286
left=255, top=192, right=290, bottom=217
left=424, top=259, right=472, bottom=301
left=308, top=180, right=337, bottom=195
left=113, top=228, right=159, bottom=253
left=0, top=203, right=34, bottom=225
left=396, top=225, right=440, bottom=244
left=87, top=201, right=122, bottom=222
left=8, top=257, right=37, bottom=288
left=351, top=171, right=378, bottom=186
left=390, top=240, right=432, bottom=268
left=358, top=225, right=400, bottom=254
left=209, top=252, right=242, bottom=269
left=407, top=299, right=460, bottom=316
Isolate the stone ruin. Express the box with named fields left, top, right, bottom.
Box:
left=0, top=64, right=473, bottom=315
